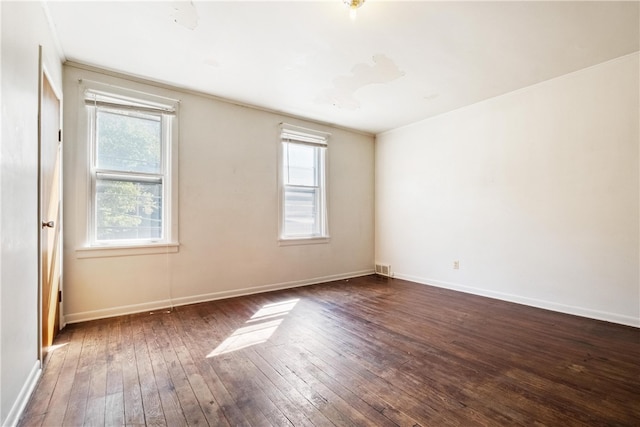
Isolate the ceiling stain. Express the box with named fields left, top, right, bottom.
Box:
left=171, top=1, right=199, bottom=30
left=316, top=54, right=405, bottom=110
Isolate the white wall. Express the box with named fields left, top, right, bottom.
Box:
left=376, top=53, right=639, bottom=326
left=0, top=2, right=63, bottom=425
left=63, top=65, right=375, bottom=322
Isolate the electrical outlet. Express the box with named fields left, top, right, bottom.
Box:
left=453, top=260, right=460, bottom=270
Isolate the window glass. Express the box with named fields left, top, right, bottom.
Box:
left=96, top=109, right=162, bottom=173
left=284, top=143, right=317, bottom=186
left=284, top=184, right=320, bottom=237
left=96, top=178, right=163, bottom=241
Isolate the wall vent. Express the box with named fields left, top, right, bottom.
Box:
left=375, top=263, right=391, bottom=277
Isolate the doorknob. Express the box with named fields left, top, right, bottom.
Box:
left=42, top=221, right=55, bottom=229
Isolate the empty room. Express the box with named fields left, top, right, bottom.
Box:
left=1, top=1, right=639, bottom=426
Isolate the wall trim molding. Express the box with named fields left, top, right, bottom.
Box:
left=3, top=360, right=41, bottom=427
left=394, top=273, right=640, bottom=328
left=64, top=269, right=375, bottom=324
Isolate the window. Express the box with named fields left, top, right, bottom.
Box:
left=85, top=88, right=178, bottom=250
left=279, top=125, right=329, bottom=242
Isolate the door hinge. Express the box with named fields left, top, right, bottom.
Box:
left=58, top=129, right=62, bottom=142
left=58, top=290, right=62, bottom=303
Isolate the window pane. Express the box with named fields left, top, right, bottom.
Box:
left=96, top=178, right=162, bottom=241
left=96, top=110, right=161, bottom=173
left=284, top=186, right=319, bottom=236
left=283, top=143, right=317, bottom=186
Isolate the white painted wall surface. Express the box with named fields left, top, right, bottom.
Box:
left=0, top=2, right=63, bottom=425
left=376, top=53, right=640, bottom=326
left=63, top=65, right=375, bottom=322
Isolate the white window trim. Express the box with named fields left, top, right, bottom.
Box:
left=278, top=123, right=330, bottom=245
left=76, top=80, right=180, bottom=257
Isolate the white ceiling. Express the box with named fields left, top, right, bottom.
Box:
left=45, top=1, right=639, bottom=134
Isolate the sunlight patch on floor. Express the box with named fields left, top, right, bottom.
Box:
left=46, top=342, right=68, bottom=354
left=207, top=298, right=299, bottom=357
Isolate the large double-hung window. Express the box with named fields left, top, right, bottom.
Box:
left=85, top=88, right=178, bottom=249
left=279, top=125, right=329, bottom=243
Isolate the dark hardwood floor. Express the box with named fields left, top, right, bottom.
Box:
left=20, top=275, right=640, bottom=426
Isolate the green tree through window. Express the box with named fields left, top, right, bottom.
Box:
left=93, top=108, right=164, bottom=241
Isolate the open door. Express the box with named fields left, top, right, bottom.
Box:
left=39, top=52, right=62, bottom=362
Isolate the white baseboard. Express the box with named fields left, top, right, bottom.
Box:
left=394, top=273, right=640, bottom=328
left=65, top=269, right=374, bottom=324
left=2, top=360, right=41, bottom=427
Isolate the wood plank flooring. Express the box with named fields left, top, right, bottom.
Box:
left=19, top=275, right=640, bottom=426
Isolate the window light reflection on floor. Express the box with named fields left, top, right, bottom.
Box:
left=207, top=298, right=299, bottom=357
left=46, top=342, right=68, bottom=354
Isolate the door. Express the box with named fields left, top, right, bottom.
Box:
left=39, top=61, right=62, bottom=360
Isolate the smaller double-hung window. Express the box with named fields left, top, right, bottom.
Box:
left=279, top=125, right=329, bottom=243
left=85, top=88, right=178, bottom=247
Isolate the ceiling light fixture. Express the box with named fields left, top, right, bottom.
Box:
left=343, top=0, right=365, bottom=20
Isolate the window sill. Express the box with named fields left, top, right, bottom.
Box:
left=278, top=237, right=330, bottom=246
left=76, top=242, right=180, bottom=259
